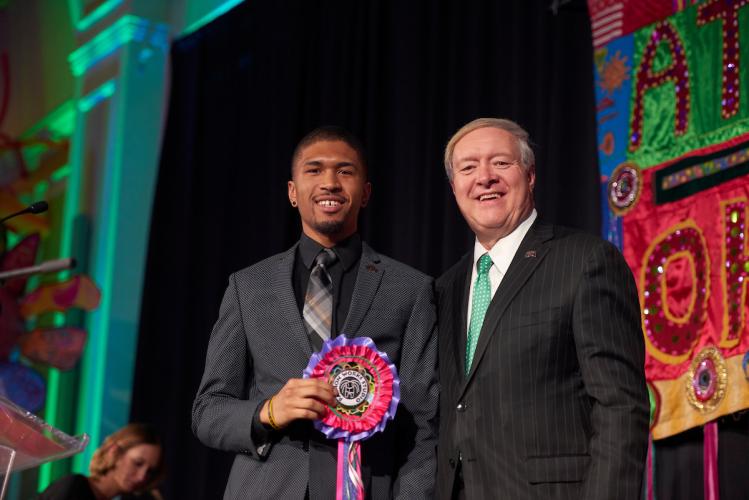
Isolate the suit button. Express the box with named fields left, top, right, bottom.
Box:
left=456, top=402, right=466, bottom=412
left=448, top=458, right=456, bottom=469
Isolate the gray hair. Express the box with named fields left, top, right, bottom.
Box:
left=443, top=118, right=535, bottom=180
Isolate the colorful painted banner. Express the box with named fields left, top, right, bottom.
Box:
left=0, top=232, right=100, bottom=411
left=589, top=0, right=749, bottom=440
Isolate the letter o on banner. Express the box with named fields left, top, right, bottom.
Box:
left=640, top=220, right=710, bottom=364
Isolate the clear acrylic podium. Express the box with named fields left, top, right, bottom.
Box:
left=0, top=396, right=88, bottom=499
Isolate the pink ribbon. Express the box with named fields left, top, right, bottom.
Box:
left=336, top=440, right=363, bottom=500
left=703, top=421, right=719, bottom=500
left=645, top=435, right=654, bottom=500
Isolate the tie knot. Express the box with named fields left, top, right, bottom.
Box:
left=477, top=253, right=493, bottom=275
left=315, top=248, right=337, bottom=269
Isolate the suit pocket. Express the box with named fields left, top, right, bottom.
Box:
left=525, top=454, right=590, bottom=484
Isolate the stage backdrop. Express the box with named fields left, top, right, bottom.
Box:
left=128, top=1, right=601, bottom=498
left=588, top=0, right=749, bottom=498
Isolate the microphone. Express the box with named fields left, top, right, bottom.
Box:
left=0, top=201, right=49, bottom=224
left=0, top=257, right=76, bottom=281
left=27, top=201, right=49, bottom=214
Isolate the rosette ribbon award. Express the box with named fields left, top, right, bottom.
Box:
left=303, top=335, right=400, bottom=500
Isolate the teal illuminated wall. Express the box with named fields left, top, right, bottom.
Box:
left=1, top=1, right=249, bottom=498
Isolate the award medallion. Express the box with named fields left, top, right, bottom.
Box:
left=304, top=336, right=400, bottom=499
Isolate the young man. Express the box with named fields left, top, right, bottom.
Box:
left=193, top=127, right=438, bottom=499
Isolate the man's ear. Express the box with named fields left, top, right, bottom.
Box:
left=288, top=180, right=297, bottom=206
left=361, top=182, right=372, bottom=208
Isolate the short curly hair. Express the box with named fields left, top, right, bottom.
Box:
left=291, top=126, right=368, bottom=178
left=89, top=423, right=165, bottom=493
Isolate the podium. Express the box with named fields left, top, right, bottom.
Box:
left=0, top=396, right=88, bottom=499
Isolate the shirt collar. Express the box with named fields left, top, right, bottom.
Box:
left=472, top=209, right=537, bottom=275
left=298, top=232, right=362, bottom=271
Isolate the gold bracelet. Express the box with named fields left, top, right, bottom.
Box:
left=267, top=396, right=281, bottom=431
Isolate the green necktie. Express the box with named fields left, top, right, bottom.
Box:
left=466, top=253, right=493, bottom=375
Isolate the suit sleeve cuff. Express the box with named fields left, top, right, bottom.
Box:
left=251, top=399, right=275, bottom=458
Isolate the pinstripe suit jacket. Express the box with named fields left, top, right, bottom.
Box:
left=436, top=221, right=648, bottom=500
left=192, top=241, right=438, bottom=500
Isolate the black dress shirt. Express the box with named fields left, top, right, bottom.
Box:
left=251, top=233, right=362, bottom=453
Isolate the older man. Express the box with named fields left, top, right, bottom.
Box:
left=436, top=118, right=648, bottom=499
left=193, top=126, right=438, bottom=499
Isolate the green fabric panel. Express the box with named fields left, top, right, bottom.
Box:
left=628, top=6, right=749, bottom=168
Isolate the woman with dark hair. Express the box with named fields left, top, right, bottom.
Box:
left=36, top=423, right=164, bottom=500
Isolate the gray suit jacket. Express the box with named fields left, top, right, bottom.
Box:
left=436, top=221, right=649, bottom=500
left=193, top=242, right=438, bottom=499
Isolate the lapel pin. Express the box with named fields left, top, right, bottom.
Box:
left=367, top=264, right=378, bottom=273
left=524, top=250, right=537, bottom=258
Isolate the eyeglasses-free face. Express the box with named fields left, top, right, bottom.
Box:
left=288, top=140, right=371, bottom=247
left=450, top=127, right=535, bottom=249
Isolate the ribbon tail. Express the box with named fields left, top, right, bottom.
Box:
left=703, top=421, right=719, bottom=500
left=347, top=440, right=363, bottom=500
left=645, top=433, right=655, bottom=500
left=336, top=440, right=344, bottom=500
left=336, top=439, right=364, bottom=500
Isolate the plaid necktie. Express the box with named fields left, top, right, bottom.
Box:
left=466, top=253, right=493, bottom=375
left=304, top=248, right=337, bottom=348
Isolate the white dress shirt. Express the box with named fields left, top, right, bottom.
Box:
left=466, top=209, right=537, bottom=332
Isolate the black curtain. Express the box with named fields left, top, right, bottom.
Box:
left=130, top=1, right=601, bottom=498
